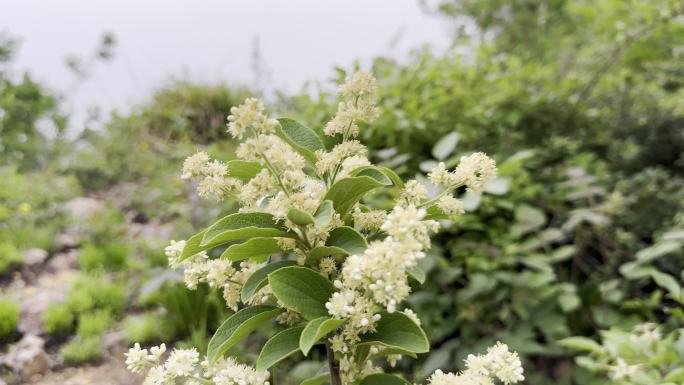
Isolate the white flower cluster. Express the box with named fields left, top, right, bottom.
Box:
left=425, top=153, right=497, bottom=218
left=428, top=342, right=524, bottom=385
left=229, top=110, right=335, bottom=240
left=325, top=202, right=439, bottom=383
left=125, top=343, right=269, bottom=385
left=629, top=322, right=662, bottom=344
left=324, top=71, right=379, bottom=138
left=610, top=358, right=641, bottom=381
left=605, top=322, right=659, bottom=381
left=155, top=70, right=509, bottom=385
left=165, top=240, right=264, bottom=310
left=429, top=153, right=497, bottom=194
left=181, top=151, right=241, bottom=201
left=226, top=97, right=278, bottom=139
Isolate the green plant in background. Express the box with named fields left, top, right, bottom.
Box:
left=43, top=303, right=75, bottom=335
left=0, top=242, right=24, bottom=276
left=0, top=298, right=20, bottom=341
left=0, top=35, right=67, bottom=171
left=278, top=1, right=684, bottom=383
left=0, top=166, right=80, bottom=253
left=562, top=323, right=684, bottom=385
left=134, top=276, right=229, bottom=353
left=79, top=242, right=129, bottom=272
left=42, top=274, right=128, bottom=362
left=125, top=72, right=524, bottom=385
left=124, top=312, right=165, bottom=345
left=61, top=336, right=103, bottom=364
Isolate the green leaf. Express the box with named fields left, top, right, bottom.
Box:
left=288, top=208, right=315, bottom=226
left=220, top=237, right=283, bottom=262
left=300, top=366, right=330, bottom=385
left=203, top=212, right=293, bottom=246
left=324, top=176, right=385, bottom=216
left=241, top=260, right=297, bottom=302
left=359, top=373, right=411, bottom=385
left=367, top=347, right=417, bottom=360
left=378, top=167, right=404, bottom=189
left=300, top=317, right=345, bottom=356
left=207, top=305, right=282, bottom=363
left=350, top=166, right=393, bottom=186
left=226, top=160, right=264, bottom=180
left=308, top=227, right=368, bottom=259
left=635, top=240, right=681, bottom=263
left=406, top=265, right=426, bottom=284
left=256, top=326, right=304, bottom=371
left=359, top=312, right=429, bottom=353
left=650, top=270, right=682, bottom=302
left=269, top=267, right=335, bottom=320
left=277, top=118, right=325, bottom=164
left=431, top=131, right=459, bottom=160
left=178, top=230, right=228, bottom=263
left=314, top=200, right=334, bottom=228
left=510, top=205, right=546, bottom=237
left=558, top=337, right=604, bottom=353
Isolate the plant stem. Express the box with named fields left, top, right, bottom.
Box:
left=326, top=341, right=342, bottom=385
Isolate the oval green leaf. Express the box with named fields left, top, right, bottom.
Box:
left=202, top=212, right=293, bottom=246
left=324, top=176, right=385, bottom=216
left=178, top=230, right=232, bottom=263
left=241, top=260, right=297, bottom=302
left=308, top=226, right=368, bottom=260
left=378, top=166, right=404, bottom=189
left=314, top=200, right=334, bottom=228
left=358, top=311, right=429, bottom=353
left=300, top=316, right=345, bottom=356
left=406, top=265, right=426, bottom=284
left=300, top=366, right=330, bottom=385
left=277, top=118, right=325, bottom=164
left=288, top=208, right=315, bottom=226
left=558, top=337, right=604, bottom=353
left=350, top=166, right=393, bottom=186
left=207, top=305, right=282, bottom=363
left=226, top=160, right=264, bottom=180
left=256, top=326, right=304, bottom=371
left=220, top=237, right=283, bottom=262
left=268, top=266, right=335, bottom=320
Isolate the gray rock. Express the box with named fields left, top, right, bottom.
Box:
left=1, top=334, right=51, bottom=378
left=24, top=249, right=48, bottom=266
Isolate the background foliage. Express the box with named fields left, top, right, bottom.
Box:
left=1, top=1, right=683, bottom=384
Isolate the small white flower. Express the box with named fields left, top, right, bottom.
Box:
left=227, top=97, right=278, bottom=139
left=164, top=240, right=186, bottom=267
left=125, top=343, right=150, bottom=373
left=437, top=195, right=464, bottom=217
left=164, top=348, right=199, bottom=377
left=181, top=151, right=210, bottom=179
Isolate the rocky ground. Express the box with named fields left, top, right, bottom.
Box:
left=0, top=195, right=171, bottom=385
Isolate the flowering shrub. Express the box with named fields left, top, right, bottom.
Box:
left=126, top=71, right=523, bottom=385
left=561, top=323, right=684, bottom=384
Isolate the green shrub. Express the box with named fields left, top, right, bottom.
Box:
left=76, top=309, right=113, bottom=338
left=0, top=298, right=20, bottom=340
left=65, top=274, right=128, bottom=315
left=42, top=304, right=75, bottom=335
left=79, top=243, right=129, bottom=271
left=0, top=242, right=23, bottom=275
left=61, top=336, right=102, bottom=363
left=124, top=313, right=165, bottom=344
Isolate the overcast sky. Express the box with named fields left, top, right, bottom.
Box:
left=2, top=0, right=452, bottom=125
